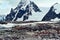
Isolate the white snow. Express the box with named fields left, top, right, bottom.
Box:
left=0, top=21, right=56, bottom=28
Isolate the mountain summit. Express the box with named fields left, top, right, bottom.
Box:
left=42, top=3, right=60, bottom=21
left=5, top=0, right=41, bottom=21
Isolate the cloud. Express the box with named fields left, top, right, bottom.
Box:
left=32, top=0, right=60, bottom=7
left=0, top=0, right=60, bottom=15
left=0, top=0, right=20, bottom=15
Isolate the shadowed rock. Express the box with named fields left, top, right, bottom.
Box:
left=42, top=3, right=60, bottom=21
left=5, top=1, right=41, bottom=21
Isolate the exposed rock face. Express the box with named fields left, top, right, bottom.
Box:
left=5, top=0, right=41, bottom=21
left=42, top=3, right=60, bottom=21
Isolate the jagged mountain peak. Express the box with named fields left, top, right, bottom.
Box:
left=42, top=3, right=60, bottom=21
left=5, top=0, right=41, bottom=21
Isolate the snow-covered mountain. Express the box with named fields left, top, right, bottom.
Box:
left=42, top=3, right=60, bottom=21
left=0, top=15, right=6, bottom=21
left=5, top=0, right=41, bottom=21
left=5, top=0, right=60, bottom=22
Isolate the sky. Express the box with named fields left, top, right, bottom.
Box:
left=0, top=0, right=60, bottom=21
left=0, top=0, right=60, bottom=15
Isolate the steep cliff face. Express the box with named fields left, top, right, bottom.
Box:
left=5, top=0, right=60, bottom=22
left=42, top=3, right=60, bottom=21
left=5, top=0, right=41, bottom=21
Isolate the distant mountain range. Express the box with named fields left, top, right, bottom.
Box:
left=0, top=15, right=5, bottom=21
left=42, top=3, right=60, bottom=21
left=5, top=1, right=41, bottom=21
left=0, top=1, right=60, bottom=22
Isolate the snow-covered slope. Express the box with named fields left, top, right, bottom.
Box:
left=42, top=3, right=60, bottom=21
left=5, top=0, right=41, bottom=21
left=5, top=0, right=60, bottom=22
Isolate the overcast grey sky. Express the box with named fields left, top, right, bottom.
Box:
left=0, top=0, right=60, bottom=15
